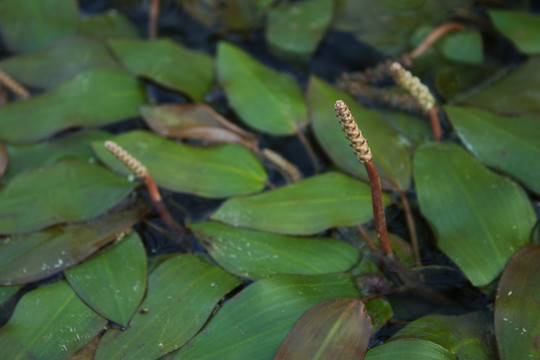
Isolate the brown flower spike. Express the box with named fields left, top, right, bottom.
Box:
left=335, top=100, right=372, bottom=164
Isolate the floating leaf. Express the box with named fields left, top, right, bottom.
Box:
left=217, top=41, right=308, bottom=135
left=440, top=30, right=483, bottom=64
left=456, top=57, right=540, bottom=116
left=413, top=142, right=536, bottom=286
left=0, top=280, right=107, bottom=360
left=0, top=141, right=7, bottom=180
left=3, top=129, right=110, bottom=181
left=365, top=298, right=394, bottom=332
left=435, top=64, right=497, bottom=101
left=275, top=298, right=371, bottom=360
left=266, top=0, right=333, bottom=61
left=393, top=312, right=497, bottom=359
left=495, top=245, right=540, bottom=360
left=489, top=10, right=540, bottom=55
left=65, top=232, right=147, bottom=327
left=365, top=339, right=457, bottom=360
left=92, top=130, right=267, bottom=198
left=0, top=0, right=79, bottom=53
left=140, top=103, right=257, bottom=149
left=78, top=9, right=138, bottom=39
left=192, top=221, right=359, bottom=279
left=307, top=76, right=413, bottom=190
left=0, top=68, right=145, bottom=143
left=0, top=160, right=138, bottom=234
left=0, top=35, right=121, bottom=88
left=108, top=39, right=214, bottom=102
left=211, top=171, right=391, bottom=235
left=0, top=196, right=148, bottom=285
left=0, top=285, right=21, bottom=306
left=445, top=105, right=540, bottom=195
left=95, top=254, right=241, bottom=360
left=173, top=273, right=359, bottom=360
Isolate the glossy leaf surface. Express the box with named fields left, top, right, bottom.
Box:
left=0, top=0, right=79, bottom=53
left=192, top=221, right=359, bottom=279
left=274, top=298, right=371, bottom=360
left=95, top=254, right=241, bottom=360
left=0, top=68, right=145, bottom=143
left=108, top=38, right=214, bottom=102
left=0, top=35, right=120, bottom=88
left=413, top=142, right=536, bottom=286
left=92, top=130, right=267, bottom=198
left=365, top=339, right=457, bottom=360
left=495, top=245, right=540, bottom=360
left=78, top=9, right=138, bottom=39
left=0, top=197, right=148, bottom=285
left=217, top=42, right=308, bottom=135
left=212, top=171, right=391, bottom=235
left=446, top=105, right=540, bottom=194
left=440, top=30, right=483, bottom=64
left=0, top=281, right=107, bottom=360
left=489, top=10, right=540, bottom=55
left=0, top=160, right=137, bottom=234
left=174, top=273, right=359, bottom=360
left=307, top=76, right=413, bottom=190
left=65, top=231, right=147, bottom=327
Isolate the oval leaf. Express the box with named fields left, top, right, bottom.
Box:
left=92, top=130, right=267, bottom=198
left=211, top=171, right=391, bottom=235
left=95, top=254, right=241, bottom=360
left=274, top=298, right=371, bottom=360
left=0, top=160, right=138, bottom=234
left=0, top=281, right=107, bottom=360
left=365, top=339, right=457, bottom=360
left=0, top=197, right=148, bottom=285
left=108, top=38, right=214, bottom=102
left=445, top=105, right=540, bottom=195
left=495, top=245, right=540, bottom=360
left=173, top=273, right=360, bottom=360
left=0, top=0, right=79, bottom=53
left=65, top=231, right=147, bottom=327
left=307, top=76, right=413, bottom=190
left=78, top=9, right=138, bottom=39
left=0, top=68, right=146, bottom=143
left=489, top=10, right=540, bottom=55
left=217, top=41, right=308, bottom=135
left=0, top=35, right=121, bottom=88
left=413, top=142, right=536, bottom=286
left=440, top=30, right=483, bottom=64
left=192, top=221, right=359, bottom=279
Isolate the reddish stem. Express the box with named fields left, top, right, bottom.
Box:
left=365, top=161, right=393, bottom=255
left=144, top=175, right=186, bottom=236
left=409, top=22, right=466, bottom=60
left=429, top=107, right=442, bottom=141
left=148, top=0, right=160, bottom=39
left=357, top=224, right=378, bottom=253
left=399, top=190, right=421, bottom=266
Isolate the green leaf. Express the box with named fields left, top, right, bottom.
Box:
left=266, top=0, right=333, bottom=61
left=0, top=160, right=138, bottom=234
left=65, top=231, right=147, bottom=327
left=274, top=298, right=371, bottom=360
left=455, top=57, right=540, bottom=116
left=217, top=42, right=308, bottom=135
left=440, top=30, right=483, bottom=64
left=211, top=171, right=391, bottom=235
left=3, top=129, right=110, bottom=181
left=78, top=9, right=138, bottom=39
left=365, top=298, right=394, bottom=332
left=191, top=221, right=359, bottom=279
left=0, top=281, right=107, bottom=360
left=95, top=254, right=241, bottom=360
left=108, top=38, right=214, bottom=102
left=0, top=0, right=79, bottom=53
left=307, top=76, right=413, bottom=190
left=445, top=105, right=540, bottom=195
left=0, top=141, right=7, bottom=180
left=91, top=130, right=267, bottom=198
left=0, top=35, right=121, bottom=88
left=173, top=273, right=360, bottom=360
left=0, top=68, right=146, bottom=143
left=0, top=197, right=148, bottom=285
left=0, top=285, right=22, bottom=306
left=495, top=245, right=540, bottom=360
left=365, top=339, right=457, bottom=360
left=413, top=142, right=536, bottom=286
left=489, top=10, right=540, bottom=55
left=392, top=312, right=497, bottom=359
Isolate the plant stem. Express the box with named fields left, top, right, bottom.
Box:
left=0, top=67, right=30, bottom=99
left=357, top=224, right=378, bottom=253
left=149, top=0, right=160, bottom=39
left=398, top=190, right=421, bottom=266
left=365, top=161, right=392, bottom=255
left=429, top=107, right=442, bottom=141
left=294, top=127, right=320, bottom=174
left=409, top=22, right=466, bottom=60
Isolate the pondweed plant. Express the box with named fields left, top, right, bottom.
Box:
left=0, top=1, right=539, bottom=360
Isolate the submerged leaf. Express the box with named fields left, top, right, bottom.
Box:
left=211, top=171, right=392, bottom=235
left=78, top=9, right=138, bottom=39
left=413, top=142, right=536, bottom=286
left=92, top=130, right=267, bottom=198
